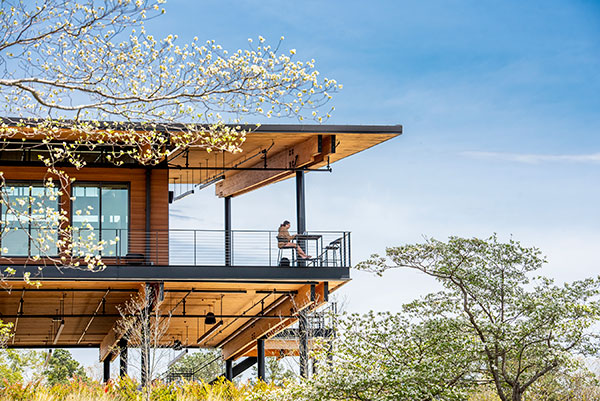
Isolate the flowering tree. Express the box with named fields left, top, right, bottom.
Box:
left=357, top=235, right=600, bottom=401
left=0, top=0, right=339, bottom=278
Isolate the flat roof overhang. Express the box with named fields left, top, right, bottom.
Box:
left=0, top=117, right=402, bottom=198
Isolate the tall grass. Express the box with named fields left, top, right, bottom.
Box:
left=0, top=377, right=271, bottom=401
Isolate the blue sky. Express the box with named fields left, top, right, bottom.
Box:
left=161, top=0, right=600, bottom=302
left=78, top=0, right=600, bottom=372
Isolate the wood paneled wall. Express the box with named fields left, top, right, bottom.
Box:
left=0, top=165, right=169, bottom=265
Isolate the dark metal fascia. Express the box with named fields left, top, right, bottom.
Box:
left=0, top=117, right=403, bottom=136
left=5, top=265, right=351, bottom=282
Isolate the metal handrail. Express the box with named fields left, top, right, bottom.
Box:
left=0, top=228, right=351, bottom=268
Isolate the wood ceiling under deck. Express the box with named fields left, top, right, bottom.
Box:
left=0, top=279, right=346, bottom=361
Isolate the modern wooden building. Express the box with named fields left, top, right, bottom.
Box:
left=0, top=119, right=401, bottom=382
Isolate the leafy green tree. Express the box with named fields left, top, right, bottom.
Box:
left=0, top=321, right=12, bottom=347
left=43, top=349, right=87, bottom=385
left=0, top=349, right=44, bottom=385
left=251, top=357, right=296, bottom=385
left=287, top=312, right=477, bottom=401
left=358, top=235, right=600, bottom=401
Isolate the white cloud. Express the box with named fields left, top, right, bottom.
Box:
left=463, top=151, right=600, bottom=164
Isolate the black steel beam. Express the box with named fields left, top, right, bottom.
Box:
left=169, top=165, right=332, bottom=172
left=225, top=359, right=233, bottom=381
left=119, top=338, right=128, bottom=377
left=299, top=311, right=309, bottom=378
left=232, top=357, right=257, bottom=378
left=257, top=339, right=265, bottom=382
left=103, top=358, right=110, bottom=383
left=5, top=265, right=350, bottom=282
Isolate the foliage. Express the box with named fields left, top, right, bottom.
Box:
left=0, top=376, right=275, bottom=401
left=43, top=349, right=87, bottom=386
left=0, top=0, right=339, bottom=279
left=274, top=312, right=476, bottom=401
left=357, top=235, right=600, bottom=401
left=0, top=321, right=13, bottom=347
left=0, top=349, right=44, bottom=386
left=250, top=357, right=297, bottom=386
left=114, top=284, right=172, bottom=400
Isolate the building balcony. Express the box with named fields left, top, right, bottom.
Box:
left=2, top=229, right=352, bottom=282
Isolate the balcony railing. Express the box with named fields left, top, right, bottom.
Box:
left=0, top=229, right=351, bottom=268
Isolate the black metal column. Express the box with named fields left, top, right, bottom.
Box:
left=296, top=171, right=306, bottom=266
left=257, top=338, right=265, bottom=382
left=225, top=359, right=233, bottom=381
left=295, top=171, right=306, bottom=233
left=119, top=338, right=128, bottom=377
left=299, top=310, right=309, bottom=378
left=103, top=358, right=110, bottom=383
left=225, top=196, right=232, bottom=266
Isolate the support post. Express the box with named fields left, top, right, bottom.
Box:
left=119, top=338, right=128, bottom=377
left=295, top=171, right=306, bottom=233
left=257, top=338, right=265, bottom=382
left=224, top=196, right=232, bottom=266
left=298, top=310, right=309, bottom=378
left=225, top=359, right=233, bottom=381
left=103, top=357, right=110, bottom=384
left=296, top=171, right=306, bottom=266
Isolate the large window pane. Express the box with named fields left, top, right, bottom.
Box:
left=72, top=183, right=128, bottom=258
left=1, top=183, right=59, bottom=257
left=101, top=186, right=128, bottom=256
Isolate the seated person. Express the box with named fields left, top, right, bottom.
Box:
left=278, top=220, right=311, bottom=259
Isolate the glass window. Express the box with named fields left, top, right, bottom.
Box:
left=1, top=183, right=60, bottom=257
left=72, top=183, right=128, bottom=257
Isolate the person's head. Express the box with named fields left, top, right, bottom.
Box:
left=281, top=220, right=291, bottom=228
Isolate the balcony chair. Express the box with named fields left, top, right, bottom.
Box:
left=319, top=237, right=342, bottom=267
left=276, top=236, right=297, bottom=267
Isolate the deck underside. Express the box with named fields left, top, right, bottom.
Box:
left=1, top=266, right=348, bottom=361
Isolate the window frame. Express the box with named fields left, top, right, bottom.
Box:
left=70, top=181, right=131, bottom=257
left=0, top=180, right=61, bottom=257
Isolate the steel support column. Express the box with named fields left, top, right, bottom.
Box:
left=103, top=358, right=110, bottom=383
left=225, top=196, right=232, bottom=266
left=295, top=171, right=306, bottom=233
left=225, top=359, right=233, bottom=381
left=257, top=338, right=266, bottom=382
left=298, top=310, right=309, bottom=378
left=296, top=171, right=306, bottom=266
left=119, top=338, right=128, bottom=377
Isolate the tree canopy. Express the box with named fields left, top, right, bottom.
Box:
left=43, top=349, right=87, bottom=385
left=357, top=235, right=600, bottom=401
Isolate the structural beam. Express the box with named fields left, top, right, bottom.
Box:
left=298, top=310, right=309, bottom=378
left=225, top=359, right=233, bottom=381
left=99, top=323, right=120, bottom=362
left=257, top=338, right=265, bottom=382
left=119, top=338, right=128, bottom=377
left=215, top=136, right=333, bottom=198
left=103, top=358, right=111, bottom=383
left=222, top=282, right=326, bottom=360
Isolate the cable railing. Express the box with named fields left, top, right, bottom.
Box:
left=0, top=228, right=351, bottom=268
